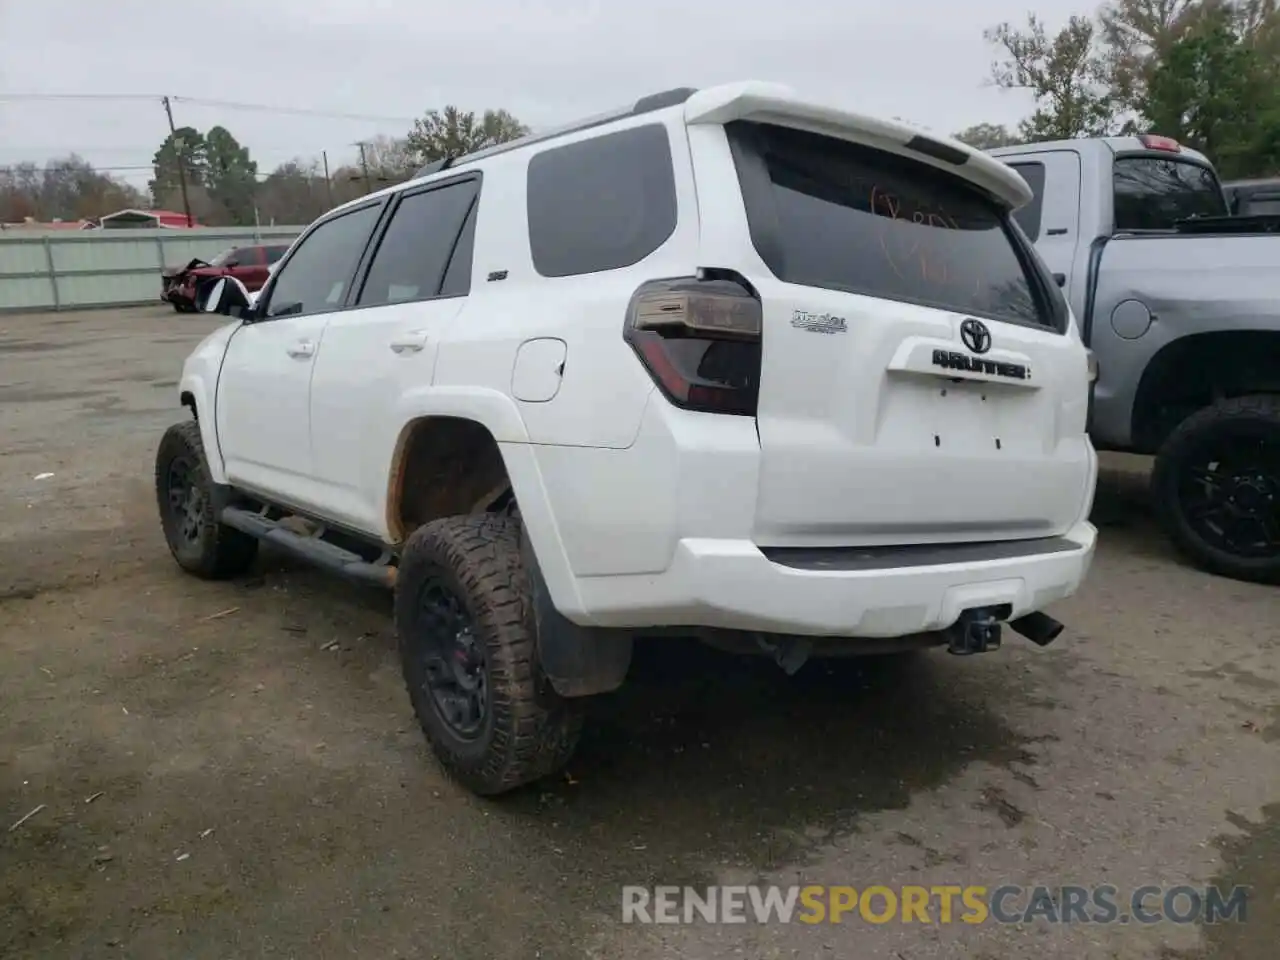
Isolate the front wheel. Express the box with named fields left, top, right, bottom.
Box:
left=1151, top=394, right=1280, bottom=584
left=155, top=420, right=258, bottom=579
left=395, top=514, right=583, bottom=796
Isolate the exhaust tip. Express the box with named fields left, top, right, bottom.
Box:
left=1009, top=611, right=1064, bottom=647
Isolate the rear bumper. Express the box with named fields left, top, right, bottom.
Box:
left=572, top=521, right=1096, bottom=637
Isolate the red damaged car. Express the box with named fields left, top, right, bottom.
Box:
left=161, top=243, right=290, bottom=313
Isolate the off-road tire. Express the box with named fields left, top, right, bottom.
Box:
left=1151, top=394, right=1280, bottom=585
left=154, top=419, right=258, bottom=579
left=395, top=515, right=584, bottom=796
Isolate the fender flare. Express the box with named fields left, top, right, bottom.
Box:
left=178, top=372, right=227, bottom=485
left=384, top=387, right=588, bottom=625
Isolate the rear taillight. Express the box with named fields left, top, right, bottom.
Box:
left=623, top=275, right=762, bottom=416
left=1137, top=133, right=1181, bottom=152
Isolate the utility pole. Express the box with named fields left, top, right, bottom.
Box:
left=161, top=96, right=194, bottom=227
left=356, top=141, right=373, bottom=195
left=322, top=150, right=334, bottom=208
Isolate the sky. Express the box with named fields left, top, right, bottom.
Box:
left=0, top=0, right=1072, bottom=189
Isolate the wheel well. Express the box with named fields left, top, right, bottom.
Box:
left=1131, top=330, right=1280, bottom=452
left=180, top=391, right=197, bottom=419
left=386, top=417, right=512, bottom=543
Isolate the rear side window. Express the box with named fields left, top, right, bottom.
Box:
left=264, top=245, right=289, bottom=264
left=1007, top=162, right=1046, bottom=240
left=263, top=203, right=380, bottom=319
left=727, top=122, right=1057, bottom=329
left=357, top=179, right=479, bottom=307
left=1112, top=156, right=1226, bottom=230
left=526, top=123, right=677, bottom=277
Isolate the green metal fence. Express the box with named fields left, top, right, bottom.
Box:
left=0, top=226, right=304, bottom=313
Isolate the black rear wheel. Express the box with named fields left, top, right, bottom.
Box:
left=1152, top=395, right=1280, bottom=584
left=395, top=515, right=583, bottom=796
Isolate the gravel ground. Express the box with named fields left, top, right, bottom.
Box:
left=1, top=306, right=1277, bottom=960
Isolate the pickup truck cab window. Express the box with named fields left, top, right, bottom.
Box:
left=263, top=203, right=381, bottom=319
left=1112, top=156, right=1227, bottom=231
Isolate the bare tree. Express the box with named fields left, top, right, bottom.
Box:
left=406, top=106, right=529, bottom=165
left=986, top=14, right=1119, bottom=140
left=0, top=155, right=147, bottom=223
left=360, top=135, right=417, bottom=181
left=953, top=123, right=1024, bottom=149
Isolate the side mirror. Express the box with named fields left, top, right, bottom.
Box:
left=201, top=276, right=252, bottom=316
left=1053, top=272, right=1066, bottom=287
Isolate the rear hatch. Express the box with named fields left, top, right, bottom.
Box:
left=690, top=109, right=1092, bottom=548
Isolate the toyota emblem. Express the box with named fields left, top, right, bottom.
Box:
left=960, top=318, right=992, bottom=354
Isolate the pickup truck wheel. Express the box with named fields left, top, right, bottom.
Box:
left=154, top=420, right=258, bottom=579
left=1151, top=394, right=1280, bottom=585
left=395, top=515, right=583, bottom=796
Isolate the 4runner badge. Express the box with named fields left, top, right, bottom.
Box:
left=932, top=349, right=1030, bottom=381
left=791, top=310, right=848, bottom=334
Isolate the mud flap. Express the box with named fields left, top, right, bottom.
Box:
left=519, top=533, right=632, bottom=698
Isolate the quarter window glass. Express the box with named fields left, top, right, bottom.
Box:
left=526, top=124, right=677, bottom=277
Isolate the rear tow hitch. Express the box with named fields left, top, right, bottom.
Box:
left=945, top=608, right=1003, bottom=656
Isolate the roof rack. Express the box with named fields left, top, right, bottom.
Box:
left=411, top=86, right=698, bottom=179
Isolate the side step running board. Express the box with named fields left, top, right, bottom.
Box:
left=221, top=506, right=396, bottom=587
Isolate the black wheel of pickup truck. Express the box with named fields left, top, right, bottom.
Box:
left=1152, top=395, right=1280, bottom=585
left=395, top=514, right=584, bottom=796
left=155, top=420, right=259, bottom=579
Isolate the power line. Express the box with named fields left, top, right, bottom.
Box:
left=172, top=96, right=415, bottom=125
left=0, top=92, right=416, bottom=124
left=0, top=163, right=154, bottom=172
left=0, top=163, right=285, bottom=180
left=0, top=93, right=159, bottom=103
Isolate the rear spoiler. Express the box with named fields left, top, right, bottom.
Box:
left=683, top=82, right=1034, bottom=211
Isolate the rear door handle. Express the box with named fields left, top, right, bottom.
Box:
left=286, top=339, right=315, bottom=359
left=389, top=330, right=429, bottom=354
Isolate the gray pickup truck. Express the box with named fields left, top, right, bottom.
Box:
left=990, top=135, right=1280, bottom=584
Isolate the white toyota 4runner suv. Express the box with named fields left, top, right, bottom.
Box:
left=159, top=81, right=1098, bottom=796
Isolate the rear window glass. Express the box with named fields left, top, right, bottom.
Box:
left=526, top=123, right=677, bottom=278
left=1112, top=157, right=1226, bottom=230
left=727, top=122, right=1053, bottom=329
